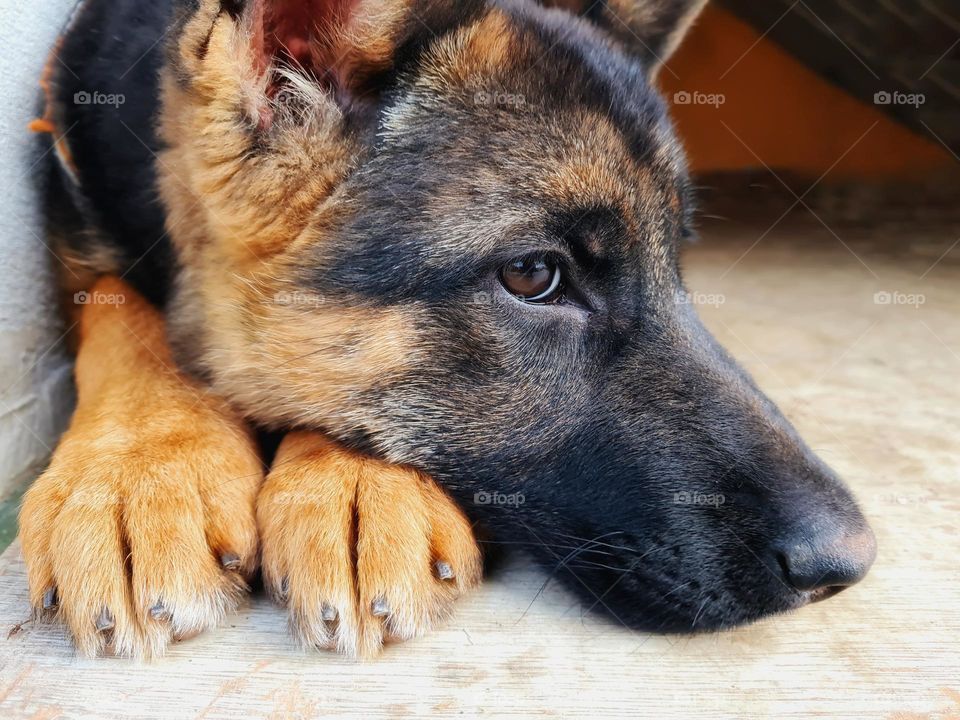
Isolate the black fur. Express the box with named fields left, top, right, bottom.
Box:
left=47, top=0, right=173, bottom=305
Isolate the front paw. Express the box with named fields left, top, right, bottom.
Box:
left=19, top=384, right=262, bottom=658
left=258, top=432, right=482, bottom=658
left=20, top=286, right=263, bottom=657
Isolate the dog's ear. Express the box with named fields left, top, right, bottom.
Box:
left=247, top=0, right=484, bottom=102
left=541, top=0, right=708, bottom=74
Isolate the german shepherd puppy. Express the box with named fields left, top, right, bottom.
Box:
left=21, top=0, right=876, bottom=658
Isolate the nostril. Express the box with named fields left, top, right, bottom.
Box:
left=774, top=527, right=877, bottom=593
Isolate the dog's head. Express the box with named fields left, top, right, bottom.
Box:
left=160, top=0, right=876, bottom=632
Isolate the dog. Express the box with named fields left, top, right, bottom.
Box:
left=21, top=0, right=876, bottom=658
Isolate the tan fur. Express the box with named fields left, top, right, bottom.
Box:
left=334, top=0, right=413, bottom=85
left=540, top=113, right=635, bottom=208
left=157, top=2, right=423, bottom=432
left=19, top=276, right=263, bottom=658
left=163, top=3, right=356, bottom=267
left=457, top=10, right=515, bottom=77
left=19, top=274, right=474, bottom=658
left=411, top=9, right=517, bottom=97
left=257, top=431, right=481, bottom=657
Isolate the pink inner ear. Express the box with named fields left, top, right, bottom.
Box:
left=250, top=0, right=360, bottom=88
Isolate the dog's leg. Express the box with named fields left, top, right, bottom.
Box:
left=258, top=431, right=482, bottom=658
left=19, top=276, right=262, bottom=658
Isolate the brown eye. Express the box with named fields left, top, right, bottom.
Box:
left=499, top=256, right=562, bottom=302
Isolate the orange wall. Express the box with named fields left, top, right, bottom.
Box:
left=661, top=5, right=951, bottom=179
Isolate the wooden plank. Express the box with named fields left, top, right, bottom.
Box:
left=0, top=537, right=957, bottom=720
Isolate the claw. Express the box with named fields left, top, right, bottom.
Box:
left=321, top=603, right=338, bottom=622
left=220, top=552, right=241, bottom=571
left=42, top=587, right=58, bottom=611
left=371, top=597, right=390, bottom=618
left=149, top=602, right=168, bottom=621
left=435, top=561, right=455, bottom=581
left=95, top=607, right=114, bottom=632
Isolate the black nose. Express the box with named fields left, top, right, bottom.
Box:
left=774, top=526, right=877, bottom=597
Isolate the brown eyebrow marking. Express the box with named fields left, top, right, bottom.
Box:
left=417, top=8, right=519, bottom=93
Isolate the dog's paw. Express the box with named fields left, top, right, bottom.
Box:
left=19, top=402, right=261, bottom=658
left=258, top=432, right=482, bottom=658
left=18, top=280, right=263, bottom=658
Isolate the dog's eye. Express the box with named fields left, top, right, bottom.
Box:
left=500, top=256, right=562, bottom=303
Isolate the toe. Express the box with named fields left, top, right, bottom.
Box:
left=422, top=479, right=483, bottom=594
left=258, top=432, right=361, bottom=655
left=354, top=463, right=436, bottom=652
left=19, top=472, right=65, bottom=613
left=196, top=420, right=262, bottom=578
left=125, top=478, right=243, bottom=651
left=50, top=492, right=139, bottom=657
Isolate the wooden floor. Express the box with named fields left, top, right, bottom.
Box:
left=1, top=212, right=958, bottom=719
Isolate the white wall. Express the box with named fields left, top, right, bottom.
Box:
left=0, top=1, right=80, bottom=496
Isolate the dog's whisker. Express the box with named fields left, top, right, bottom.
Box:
left=565, top=561, right=633, bottom=573
left=544, top=531, right=640, bottom=555
left=478, top=539, right=618, bottom=557
left=514, top=530, right=634, bottom=625
left=690, top=597, right=709, bottom=631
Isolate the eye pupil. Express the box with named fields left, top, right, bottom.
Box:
left=500, top=256, right=561, bottom=302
